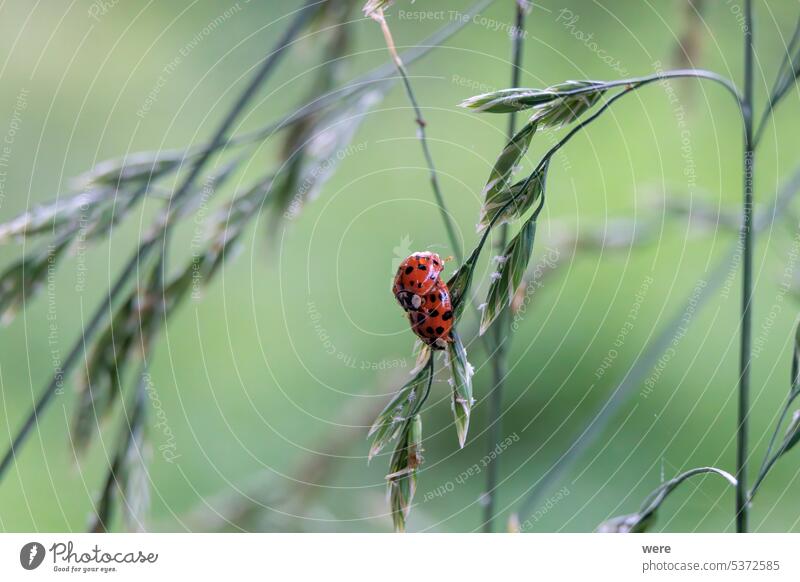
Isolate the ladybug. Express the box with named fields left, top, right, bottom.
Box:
left=407, top=279, right=454, bottom=349
left=392, top=252, right=445, bottom=312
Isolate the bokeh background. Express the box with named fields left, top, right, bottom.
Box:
left=1, top=0, right=800, bottom=532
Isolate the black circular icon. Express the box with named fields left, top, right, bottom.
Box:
left=19, top=542, right=46, bottom=570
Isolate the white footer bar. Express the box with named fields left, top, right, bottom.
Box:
left=1, top=533, right=797, bottom=581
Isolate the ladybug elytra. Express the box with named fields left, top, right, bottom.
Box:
left=408, top=279, right=454, bottom=348
left=392, top=252, right=445, bottom=312
left=392, top=252, right=454, bottom=349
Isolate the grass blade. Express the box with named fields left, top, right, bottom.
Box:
left=478, top=160, right=547, bottom=231
left=483, top=120, right=537, bottom=203
left=479, top=217, right=536, bottom=335
left=386, top=414, right=423, bottom=532
left=596, top=467, right=736, bottom=533
left=446, top=330, right=474, bottom=448
left=368, top=354, right=433, bottom=461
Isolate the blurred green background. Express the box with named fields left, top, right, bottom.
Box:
left=1, top=0, right=800, bottom=532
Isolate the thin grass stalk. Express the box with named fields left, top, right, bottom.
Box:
left=226, top=0, right=497, bottom=154
left=0, top=0, right=319, bottom=484
left=753, top=14, right=800, bottom=146
left=483, top=0, right=527, bottom=533
left=512, top=154, right=800, bottom=529
left=370, top=10, right=463, bottom=263
left=748, top=398, right=794, bottom=500
left=516, top=251, right=730, bottom=522
left=94, top=211, right=174, bottom=532
left=736, top=0, right=755, bottom=533
left=89, top=361, right=149, bottom=532
left=456, top=73, right=742, bottom=316
left=0, top=235, right=157, bottom=480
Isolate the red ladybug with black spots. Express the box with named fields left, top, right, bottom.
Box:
left=392, top=252, right=445, bottom=312
left=407, top=278, right=454, bottom=349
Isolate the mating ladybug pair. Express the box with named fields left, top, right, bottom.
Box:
left=392, top=252, right=454, bottom=349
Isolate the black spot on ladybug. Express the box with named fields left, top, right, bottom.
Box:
left=418, top=264, right=427, bottom=271
left=426, top=326, right=434, bottom=334
left=405, top=266, right=414, bottom=275
left=429, top=294, right=437, bottom=302
left=442, top=310, right=453, bottom=321
left=435, top=326, right=444, bottom=335
left=417, top=283, right=423, bottom=288
left=430, top=310, right=439, bottom=317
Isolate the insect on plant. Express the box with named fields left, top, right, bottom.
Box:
left=1, top=0, right=800, bottom=535
left=0, top=0, right=493, bottom=531
left=367, top=0, right=800, bottom=533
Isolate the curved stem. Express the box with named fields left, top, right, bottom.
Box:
left=225, top=0, right=497, bottom=153
left=410, top=354, right=436, bottom=418
left=488, top=71, right=746, bottom=526
left=374, top=12, right=463, bottom=263
left=749, top=396, right=795, bottom=501
left=529, top=69, right=742, bottom=107
left=0, top=0, right=319, bottom=484
left=753, top=14, right=800, bottom=147
left=514, top=164, right=800, bottom=524
left=463, top=68, right=744, bottom=308
left=483, top=0, right=527, bottom=533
